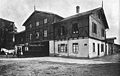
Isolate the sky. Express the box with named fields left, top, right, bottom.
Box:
left=0, top=0, right=119, bottom=44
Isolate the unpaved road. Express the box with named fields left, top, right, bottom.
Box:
left=0, top=54, right=120, bottom=76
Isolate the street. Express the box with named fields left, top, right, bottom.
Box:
left=0, top=53, right=120, bottom=76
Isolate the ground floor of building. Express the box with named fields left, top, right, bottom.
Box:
left=49, top=38, right=107, bottom=58
left=14, top=38, right=119, bottom=58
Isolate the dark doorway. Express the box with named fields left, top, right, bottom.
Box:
left=98, top=44, right=100, bottom=56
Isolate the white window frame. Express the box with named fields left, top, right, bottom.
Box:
left=58, top=44, right=67, bottom=53
left=72, top=43, right=79, bottom=54
left=44, top=30, right=47, bottom=37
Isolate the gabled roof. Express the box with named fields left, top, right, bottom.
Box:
left=0, top=18, right=14, bottom=29
left=59, top=7, right=109, bottom=29
left=0, top=18, right=14, bottom=23
left=23, top=10, right=63, bottom=26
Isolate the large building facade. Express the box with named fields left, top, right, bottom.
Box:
left=22, top=11, right=63, bottom=56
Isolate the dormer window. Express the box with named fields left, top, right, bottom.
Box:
left=44, top=18, right=47, bottom=24
left=36, top=21, right=39, bottom=26
left=72, top=23, right=79, bottom=34
left=92, top=22, right=97, bottom=34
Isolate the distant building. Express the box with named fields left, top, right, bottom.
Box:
left=0, top=18, right=17, bottom=50
left=106, top=37, right=120, bottom=55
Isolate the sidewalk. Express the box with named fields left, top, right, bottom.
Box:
left=0, top=53, right=119, bottom=64
left=0, top=56, right=113, bottom=64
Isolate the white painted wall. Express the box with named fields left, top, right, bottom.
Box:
left=49, top=38, right=106, bottom=58
left=54, top=38, right=89, bottom=58
left=89, top=38, right=105, bottom=58
left=106, top=43, right=109, bottom=55
left=49, top=40, right=54, bottom=56
left=89, top=15, right=105, bottom=40
left=68, top=38, right=89, bottom=57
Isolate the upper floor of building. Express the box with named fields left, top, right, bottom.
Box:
left=54, top=7, right=109, bottom=41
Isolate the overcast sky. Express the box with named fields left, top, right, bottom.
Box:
left=0, top=0, right=119, bottom=44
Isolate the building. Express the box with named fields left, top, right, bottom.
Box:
left=0, top=18, right=16, bottom=50
left=17, top=6, right=119, bottom=58
left=106, top=37, right=120, bottom=55
left=15, top=30, right=26, bottom=56
left=50, top=7, right=109, bottom=58
left=22, top=10, right=63, bottom=56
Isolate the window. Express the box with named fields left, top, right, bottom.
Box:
left=44, top=18, right=47, bottom=24
left=72, top=23, right=79, bottom=34
left=93, top=43, right=95, bottom=52
left=98, top=13, right=101, bottom=19
left=44, top=30, right=47, bottom=37
left=58, top=44, right=67, bottom=53
left=60, top=26, right=65, bottom=35
left=58, top=26, right=65, bottom=36
left=36, top=32, right=39, bottom=39
left=101, top=44, right=104, bottom=52
left=92, top=22, right=97, bottom=34
left=36, top=21, right=39, bottom=26
left=29, top=24, right=32, bottom=28
left=101, top=29, right=105, bottom=37
left=30, top=34, right=32, bottom=40
left=72, top=43, right=79, bottom=54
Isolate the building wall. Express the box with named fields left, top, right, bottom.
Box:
left=89, top=14, right=105, bottom=40
left=24, top=11, right=63, bottom=44
left=68, top=38, right=89, bottom=57
left=15, top=31, right=26, bottom=45
left=50, top=38, right=106, bottom=58
left=54, top=15, right=89, bottom=40
left=50, top=38, right=89, bottom=58
left=89, top=38, right=105, bottom=58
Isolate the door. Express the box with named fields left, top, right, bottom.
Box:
left=98, top=44, right=100, bottom=56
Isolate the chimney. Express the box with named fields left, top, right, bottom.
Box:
left=76, top=6, right=80, bottom=13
